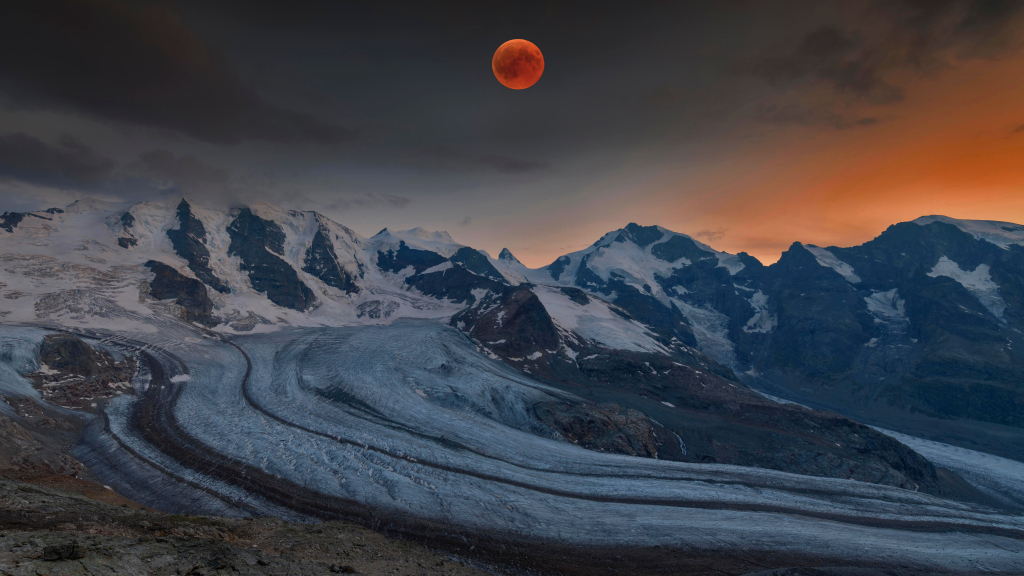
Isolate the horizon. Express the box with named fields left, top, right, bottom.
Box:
left=6, top=193, right=1016, bottom=267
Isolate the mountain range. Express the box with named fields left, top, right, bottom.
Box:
left=3, top=198, right=1021, bottom=465
left=4, top=197, right=1024, bottom=573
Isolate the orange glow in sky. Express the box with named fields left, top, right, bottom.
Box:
left=510, top=53, right=1024, bottom=268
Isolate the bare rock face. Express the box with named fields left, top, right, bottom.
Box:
left=453, top=284, right=956, bottom=497
left=534, top=402, right=658, bottom=457
left=166, top=199, right=229, bottom=293
left=227, top=207, right=317, bottom=311
left=25, top=334, right=137, bottom=409
left=145, top=260, right=217, bottom=327
left=0, top=414, right=82, bottom=479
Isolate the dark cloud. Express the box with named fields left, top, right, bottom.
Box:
left=324, top=193, right=412, bottom=211
left=695, top=228, right=727, bottom=242
left=754, top=99, right=883, bottom=129
left=0, top=0, right=355, bottom=145
left=0, top=132, right=114, bottom=189
left=134, top=150, right=228, bottom=189
left=478, top=155, right=551, bottom=174
left=420, top=147, right=552, bottom=174
left=755, top=25, right=905, bottom=105
left=1014, top=123, right=1024, bottom=133
left=461, top=216, right=472, bottom=226
left=752, top=0, right=1024, bottom=123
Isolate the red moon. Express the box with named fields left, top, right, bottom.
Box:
left=492, top=39, right=544, bottom=90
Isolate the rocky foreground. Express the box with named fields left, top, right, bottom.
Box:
left=0, top=479, right=490, bottom=576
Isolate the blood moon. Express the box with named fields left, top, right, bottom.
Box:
left=492, top=39, right=544, bottom=90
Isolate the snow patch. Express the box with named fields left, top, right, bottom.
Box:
left=742, top=291, right=777, bottom=334
left=421, top=261, right=453, bottom=274
left=864, top=289, right=906, bottom=322
left=804, top=245, right=861, bottom=284
left=534, top=286, right=669, bottom=354
left=670, top=298, right=739, bottom=369
left=914, top=215, right=1024, bottom=249
left=716, top=253, right=745, bottom=275
left=927, top=256, right=1006, bottom=319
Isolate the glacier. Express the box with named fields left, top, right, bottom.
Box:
left=2, top=320, right=1022, bottom=571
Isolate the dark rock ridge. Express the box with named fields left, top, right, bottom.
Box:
left=615, top=222, right=664, bottom=248
left=0, top=211, right=25, bottom=232
left=448, top=247, right=506, bottom=282
left=228, top=207, right=316, bottom=311
left=144, top=261, right=217, bottom=327
left=409, top=266, right=506, bottom=304
left=25, top=334, right=137, bottom=409
left=533, top=219, right=1024, bottom=462
left=0, top=210, right=59, bottom=233
left=498, top=247, right=520, bottom=264
left=377, top=241, right=508, bottom=304
left=551, top=225, right=700, bottom=348
left=0, top=398, right=84, bottom=480
left=116, top=210, right=137, bottom=248
left=165, top=199, right=229, bottom=294
left=302, top=216, right=360, bottom=294
left=721, top=223, right=1024, bottom=458
left=453, top=285, right=954, bottom=496
left=652, top=234, right=717, bottom=263
left=575, top=255, right=698, bottom=347
left=547, top=255, right=571, bottom=280
left=534, top=402, right=659, bottom=457
left=377, top=241, right=446, bottom=274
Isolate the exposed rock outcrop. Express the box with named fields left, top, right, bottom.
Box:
left=0, top=480, right=490, bottom=576
left=534, top=402, right=658, bottom=457
left=145, top=260, right=217, bottom=327
left=228, top=207, right=316, bottom=311
left=377, top=241, right=508, bottom=304
left=0, top=413, right=82, bottom=480
left=302, top=220, right=360, bottom=294
left=0, top=210, right=59, bottom=233
left=25, top=334, right=137, bottom=409
left=116, top=210, right=138, bottom=248
left=454, top=284, right=952, bottom=496
left=166, top=199, right=229, bottom=293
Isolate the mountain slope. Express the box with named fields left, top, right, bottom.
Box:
left=4, top=198, right=1023, bottom=476
left=485, top=217, right=1024, bottom=462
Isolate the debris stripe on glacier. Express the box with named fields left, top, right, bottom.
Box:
left=3, top=322, right=1024, bottom=568
left=177, top=324, right=1021, bottom=523
left=163, top=323, right=1024, bottom=568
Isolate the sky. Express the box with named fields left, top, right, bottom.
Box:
left=1, top=0, right=1023, bottom=267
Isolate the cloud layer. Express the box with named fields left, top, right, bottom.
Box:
left=0, top=0, right=355, bottom=145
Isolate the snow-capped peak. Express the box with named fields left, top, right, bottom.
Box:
left=914, top=215, right=1024, bottom=249
left=498, top=247, right=521, bottom=264
left=64, top=197, right=127, bottom=214
left=368, top=227, right=463, bottom=256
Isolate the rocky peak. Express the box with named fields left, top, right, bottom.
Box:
left=498, top=247, right=519, bottom=263
left=616, top=223, right=665, bottom=248
left=167, top=199, right=229, bottom=294
left=227, top=207, right=317, bottom=312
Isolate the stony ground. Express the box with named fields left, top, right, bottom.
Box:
left=0, top=480, right=491, bottom=576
